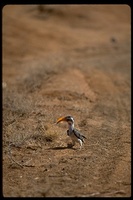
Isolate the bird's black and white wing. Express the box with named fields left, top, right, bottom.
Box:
left=73, top=129, right=86, bottom=142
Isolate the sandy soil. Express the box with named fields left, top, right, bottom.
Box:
left=2, top=5, right=131, bottom=197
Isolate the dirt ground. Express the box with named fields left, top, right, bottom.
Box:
left=2, top=5, right=131, bottom=197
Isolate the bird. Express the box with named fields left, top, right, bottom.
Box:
left=56, top=116, right=86, bottom=149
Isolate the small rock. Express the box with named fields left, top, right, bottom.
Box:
left=34, top=177, right=39, bottom=180
left=2, top=82, right=7, bottom=89
left=110, top=37, right=117, bottom=43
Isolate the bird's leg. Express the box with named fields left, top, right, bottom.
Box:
left=67, top=140, right=75, bottom=148
left=67, top=130, right=70, bottom=136
left=71, top=140, right=75, bottom=147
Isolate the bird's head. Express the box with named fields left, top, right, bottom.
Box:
left=56, top=116, right=74, bottom=125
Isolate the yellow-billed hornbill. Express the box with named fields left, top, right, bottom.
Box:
left=56, top=116, right=86, bottom=148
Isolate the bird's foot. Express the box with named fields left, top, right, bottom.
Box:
left=79, top=146, right=82, bottom=150
left=67, top=143, right=75, bottom=148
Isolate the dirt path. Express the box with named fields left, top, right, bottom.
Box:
left=2, top=5, right=131, bottom=197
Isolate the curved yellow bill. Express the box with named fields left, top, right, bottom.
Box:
left=56, top=116, right=66, bottom=124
